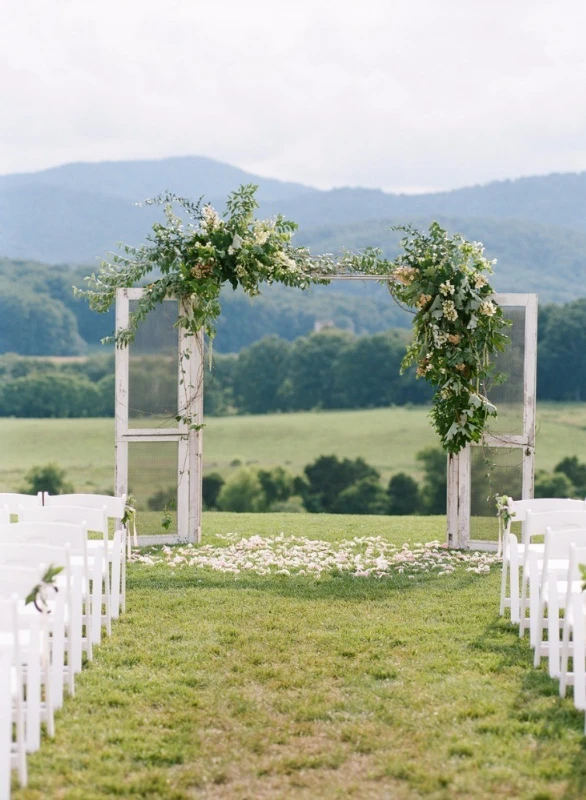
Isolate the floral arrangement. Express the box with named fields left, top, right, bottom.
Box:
left=381, top=223, right=510, bottom=453
left=78, top=184, right=336, bottom=348
left=78, top=187, right=509, bottom=455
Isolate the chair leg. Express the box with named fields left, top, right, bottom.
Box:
left=110, top=532, right=122, bottom=620
left=547, top=580, right=561, bottom=678
left=499, top=555, right=509, bottom=617
left=510, top=544, right=520, bottom=624
left=572, top=595, right=586, bottom=711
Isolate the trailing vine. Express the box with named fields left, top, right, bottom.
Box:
left=77, top=186, right=509, bottom=456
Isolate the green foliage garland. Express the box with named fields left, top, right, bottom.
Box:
left=78, top=187, right=509, bottom=455
left=376, top=223, right=510, bottom=453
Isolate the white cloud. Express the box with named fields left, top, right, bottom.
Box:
left=1, top=0, right=586, bottom=191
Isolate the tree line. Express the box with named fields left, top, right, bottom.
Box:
left=2, top=298, right=586, bottom=418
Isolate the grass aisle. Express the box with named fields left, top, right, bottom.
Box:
left=14, top=515, right=586, bottom=799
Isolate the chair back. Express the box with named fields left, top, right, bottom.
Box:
left=45, top=493, right=126, bottom=520
left=543, top=527, right=586, bottom=567
left=0, top=565, right=43, bottom=601
left=0, top=521, right=87, bottom=558
left=510, top=497, right=586, bottom=524
left=524, top=509, right=586, bottom=545
left=567, top=544, right=586, bottom=584
left=20, top=505, right=107, bottom=535
left=0, top=542, right=70, bottom=574
left=0, top=492, right=42, bottom=516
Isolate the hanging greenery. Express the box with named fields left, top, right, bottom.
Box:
left=379, top=223, right=511, bottom=453
left=77, top=186, right=509, bottom=455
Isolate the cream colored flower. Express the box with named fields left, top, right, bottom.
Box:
left=480, top=300, right=496, bottom=317
left=392, top=265, right=419, bottom=286
left=439, top=281, right=455, bottom=296
left=474, top=273, right=488, bottom=289
left=416, top=293, right=432, bottom=309
left=201, top=205, right=221, bottom=230
left=442, top=300, right=458, bottom=322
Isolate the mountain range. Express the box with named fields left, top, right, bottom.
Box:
left=1, top=155, right=585, bottom=303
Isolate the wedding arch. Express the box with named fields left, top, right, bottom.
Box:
left=77, top=185, right=537, bottom=549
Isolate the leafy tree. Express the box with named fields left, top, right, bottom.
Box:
left=334, top=476, right=388, bottom=515
left=257, top=467, right=296, bottom=506
left=216, top=467, right=266, bottom=512
left=537, top=299, right=586, bottom=400
left=554, top=456, right=586, bottom=496
left=416, top=447, right=447, bottom=515
left=0, top=373, right=102, bottom=417
left=233, top=336, right=291, bottom=413
left=0, top=286, right=85, bottom=356
left=284, top=329, right=354, bottom=411
left=202, top=473, right=225, bottom=509
left=22, top=463, right=73, bottom=495
left=387, top=473, right=420, bottom=515
left=303, top=455, right=380, bottom=513
left=534, top=470, right=574, bottom=499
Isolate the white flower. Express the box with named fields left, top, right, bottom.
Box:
left=442, top=300, right=458, bottom=322
left=474, top=273, right=488, bottom=289
left=201, top=205, right=221, bottom=230
left=439, top=281, right=455, bottom=296
left=231, top=233, right=243, bottom=251
left=480, top=300, right=496, bottom=317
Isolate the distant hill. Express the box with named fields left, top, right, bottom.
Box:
left=0, top=154, right=585, bottom=312
left=298, top=216, right=586, bottom=304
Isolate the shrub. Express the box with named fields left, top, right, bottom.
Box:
left=202, top=473, right=225, bottom=510
left=216, top=467, right=266, bottom=512
left=387, top=473, right=420, bottom=515
left=333, top=476, right=388, bottom=515
left=21, top=463, right=73, bottom=495
left=269, top=496, right=307, bottom=513
left=534, top=470, right=574, bottom=499
left=303, top=455, right=380, bottom=513
left=147, top=486, right=176, bottom=511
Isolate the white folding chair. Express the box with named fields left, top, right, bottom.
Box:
left=0, top=641, right=15, bottom=798
left=500, top=498, right=586, bottom=623
left=18, top=506, right=112, bottom=642
left=559, top=545, right=586, bottom=699
left=0, top=543, right=72, bottom=707
left=533, top=529, right=586, bottom=677
left=0, top=522, right=95, bottom=667
left=0, top=493, right=42, bottom=520
left=45, top=493, right=127, bottom=618
left=0, top=598, right=26, bottom=790
left=0, top=566, right=53, bottom=754
left=518, top=508, right=586, bottom=641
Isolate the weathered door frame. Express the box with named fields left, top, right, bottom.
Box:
left=114, top=288, right=204, bottom=545
left=447, top=293, right=538, bottom=550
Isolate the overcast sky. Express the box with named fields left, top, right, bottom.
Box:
left=2, top=0, right=586, bottom=193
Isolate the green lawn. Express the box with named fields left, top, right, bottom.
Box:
left=2, top=403, right=586, bottom=495
left=13, top=513, right=586, bottom=799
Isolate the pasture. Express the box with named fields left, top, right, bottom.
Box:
left=1, top=403, right=586, bottom=495
left=12, top=513, right=586, bottom=799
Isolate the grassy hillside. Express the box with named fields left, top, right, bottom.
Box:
left=2, top=404, right=586, bottom=495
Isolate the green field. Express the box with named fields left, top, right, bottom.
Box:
left=2, top=404, right=586, bottom=497
left=12, top=513, right=586, bottom=799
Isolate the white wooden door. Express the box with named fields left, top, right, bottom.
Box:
left=114, top=289, right=203, bottom=545
left=447, top=293, right=538, bottom=549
